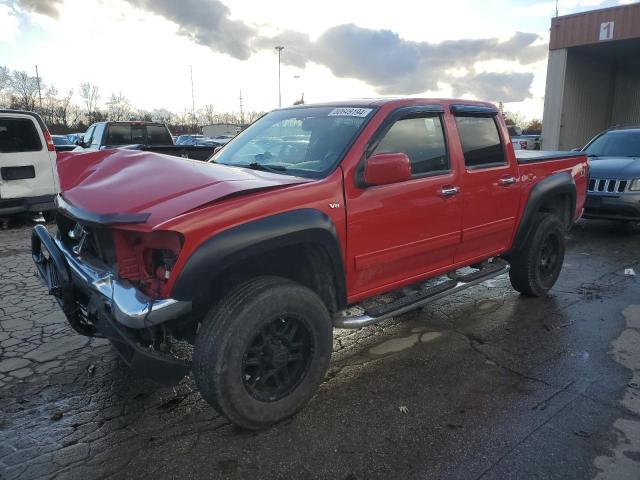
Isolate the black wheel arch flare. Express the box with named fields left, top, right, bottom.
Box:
left=510, top=171, right=577, bottom=253
left=170, top=208, right=347, bottom=309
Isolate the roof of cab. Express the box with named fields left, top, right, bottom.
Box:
left=0, top=109, right=48, bottom=130
left=279, top=98, right=498, bottom=111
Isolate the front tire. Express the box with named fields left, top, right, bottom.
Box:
left=193, top=276, right=333, bottom=430
left=508, top=214, right=566, bottom=297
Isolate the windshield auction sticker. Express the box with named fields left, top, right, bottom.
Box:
left=328, top=108, right=373, bottom=117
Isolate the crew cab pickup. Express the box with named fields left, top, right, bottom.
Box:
left=74, top=121, right=217, bottom=160
left=32, top=99, right=587, bottom=429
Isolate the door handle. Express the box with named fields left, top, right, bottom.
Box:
left=439, top=185, right=460, bottom=197
left=499, top=176, right=517, bottom=186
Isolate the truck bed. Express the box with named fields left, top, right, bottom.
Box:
left=515, top=150, right=585, bottom=164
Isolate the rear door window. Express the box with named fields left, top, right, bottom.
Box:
left=0, top=118, right=42, bottom=153
left=455, top=116, right=506, bottom=168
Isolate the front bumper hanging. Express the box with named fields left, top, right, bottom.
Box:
left=31, top=224, right=192, bottom=384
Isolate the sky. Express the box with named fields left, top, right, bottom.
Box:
left=0, top=0, right=634, bottom=120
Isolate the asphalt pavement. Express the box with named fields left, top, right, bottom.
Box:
left=1, top=218, right=639, bottom=479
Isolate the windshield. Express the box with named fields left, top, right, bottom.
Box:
left=584, top=130, right=640, bottom=157
left=211, top=106, right=375, bottom=178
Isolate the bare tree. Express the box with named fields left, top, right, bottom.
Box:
left=198, top=104, right=216, bottom=125
left=106, top=92, right=133, bottom=121
left=57, top=90, right=74, bottom=128
left=10, top=70, right=39, bottom=110
left=0, top=66, right=10, bottom=107
left=503, top=109, right=526, bottom=127
left=42, top=86, right=59, bottom=125
left=80, top=82, right=100, bottom=124
left=151, top=108, right=173, bottom=123
left=245, top=111, right=264, bottom=124
left=525, top=118, right=542, bottom=132
left=0, top=64, right=262, bottom=133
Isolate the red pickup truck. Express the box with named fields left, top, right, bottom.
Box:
left=32, top=98, right=587, bottom=429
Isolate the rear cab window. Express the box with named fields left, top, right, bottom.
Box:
left=0, top=118, right=42, bottom=153
left=147, top=125, right=173, bottom=144
left=455, top=116, right=506, bottom=169
left=105, top=124, right=172, bottom=146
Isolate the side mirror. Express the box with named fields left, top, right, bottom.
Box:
left=363, top=152, right=412, bottom=186
left=75, top=138, right=84, bottom=147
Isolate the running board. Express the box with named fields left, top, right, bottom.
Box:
left=334, top=259, right=510, bottom=329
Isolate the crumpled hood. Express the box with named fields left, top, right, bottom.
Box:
left=588, top=156, right=640, bottom=179
left=56, top=149, right=312, bottom=227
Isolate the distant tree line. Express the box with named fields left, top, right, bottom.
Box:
left=0, top=66, right=264, bottom=135
left=497, top=101, right=542, bottom=132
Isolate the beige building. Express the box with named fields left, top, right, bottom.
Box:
left=542, top=3, right=640, bottom=150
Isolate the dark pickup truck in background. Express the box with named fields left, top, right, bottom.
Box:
left=74, top=121, right=217, bottom=160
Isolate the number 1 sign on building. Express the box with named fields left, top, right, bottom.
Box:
left=599, top=21, right=615, bottom=41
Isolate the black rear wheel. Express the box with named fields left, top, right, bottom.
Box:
left=193, top=276, right=332, bottom=429
left=508, top=214, right=566, bottom=297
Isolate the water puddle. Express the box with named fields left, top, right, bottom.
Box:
left=420, top=332, right=442, bottom=343
left=369, top=331, right=442, bottom=356
left=593, top=304, right=640, bottom=479
left=369, top=334, right=420, bottom=356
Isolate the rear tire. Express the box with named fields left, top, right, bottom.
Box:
left=509, top=214, right=565, bottom=297
left=193, top=276, right=333, bottom=430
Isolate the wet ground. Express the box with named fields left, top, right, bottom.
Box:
left=1, top=218, right=639, bottom=479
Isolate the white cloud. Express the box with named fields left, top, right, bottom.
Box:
left=0, top=3, right=20, bottom=42
left=3, top=0, right=628, bottom=119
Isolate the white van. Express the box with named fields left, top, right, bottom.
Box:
left=0, top=110, right=60, bottom=218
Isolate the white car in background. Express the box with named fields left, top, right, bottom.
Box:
left=0, top=110, right=60, bottom=224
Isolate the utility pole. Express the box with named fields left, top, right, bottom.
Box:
left=35, top=65, right=42, bottom=111
left=190, top=65, right=195, bottom=114
left=239, top=89, right=244, bottom=125
left=275, top=46, right=284, bottom=108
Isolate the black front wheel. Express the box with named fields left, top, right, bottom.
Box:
left=509, top=214, right=566, bottom=297
left=193, top=276, right=333, bottom=430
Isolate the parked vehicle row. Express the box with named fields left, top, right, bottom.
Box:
left=32, top=98, right=587, bottom=429
left=175, top=134, right=230, bottom=147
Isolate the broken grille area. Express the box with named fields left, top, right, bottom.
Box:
left=588, top=178, right=628, bottom=193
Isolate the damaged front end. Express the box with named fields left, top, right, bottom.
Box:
left=31, top=196, right=192, bottom=384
